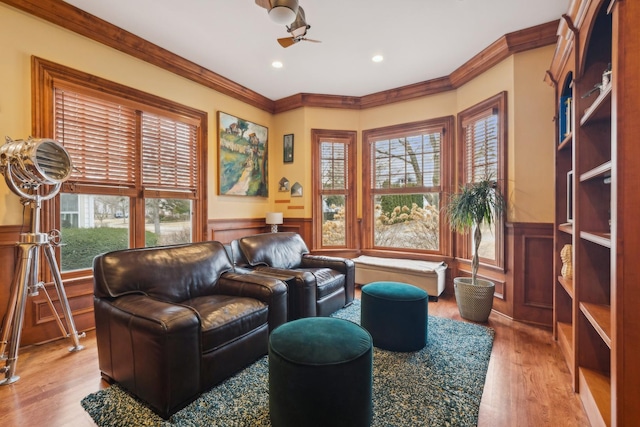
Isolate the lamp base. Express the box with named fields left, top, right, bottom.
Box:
left=271, top=224, right=279, bottom=233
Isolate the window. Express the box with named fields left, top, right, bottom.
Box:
left=362, top=118, right=453, bottom=254
left=33, top=58, right=206, bottom=273
left=457, top=92, right=507, bottom=268
left=312, top=129, right=356, bottom=249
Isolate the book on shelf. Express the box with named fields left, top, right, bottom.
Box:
left=559, top=95, right=572, bottom=141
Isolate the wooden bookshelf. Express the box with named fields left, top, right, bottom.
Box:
left=547, top=0, right=640, bottom=424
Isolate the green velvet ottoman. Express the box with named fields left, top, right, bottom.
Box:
left=268, top=317, right=373, bottom=427
left=361, top=281, right=428, bottom=352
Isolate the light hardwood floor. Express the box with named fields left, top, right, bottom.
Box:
left=0, top=292, right=590, bottom=426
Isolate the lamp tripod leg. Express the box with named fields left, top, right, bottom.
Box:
left=0, top=243, right=36, bottom=385
left=42, top=243, right=85, bottom=352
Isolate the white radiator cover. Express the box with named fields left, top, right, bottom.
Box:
left=353, top=256, right=447, bottom=298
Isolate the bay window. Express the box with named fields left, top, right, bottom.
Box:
left=362, top=117, right=453, bottom=254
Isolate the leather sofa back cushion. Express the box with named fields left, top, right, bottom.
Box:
left=239, top=232, right=309, bottom=269
left=93, top=241, right=233, bottom=301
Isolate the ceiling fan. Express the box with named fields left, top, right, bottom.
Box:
left=255, top=0, right=322, bottom=48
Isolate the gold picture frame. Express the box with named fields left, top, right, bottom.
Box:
left=217, top=111, right=268, bottom=197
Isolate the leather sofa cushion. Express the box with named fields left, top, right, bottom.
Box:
left=94, top=241, right=233, bottom=302
left=239, top=233, right=309, bottom=269
left=187, top=295, right=268, bottom=351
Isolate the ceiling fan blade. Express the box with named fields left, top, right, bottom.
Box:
left=277, top=37, right=296, bottom=48
left=303, top=38, right=322, bottom=43
left=255, top=0, right=270, bottom=10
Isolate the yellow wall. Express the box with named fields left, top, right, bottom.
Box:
left=294, top=52, right=556, bottom=223
left=0, top=4, right=274, bottom=224
left=512, top=46, right=556, bottom=223
left=0, top=3, right=555, bottom=227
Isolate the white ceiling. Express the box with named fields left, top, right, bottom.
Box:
left=61, top=0, right=569, bottom=100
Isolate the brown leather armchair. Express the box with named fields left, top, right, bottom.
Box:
left=230, top=232, right=355, bottom=319
left=92, top=241, right=287, bottom=419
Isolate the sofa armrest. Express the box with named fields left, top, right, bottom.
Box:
left=218, top=272, right=288, bottom=330
left=301, top=255, right=354, bottom=273
left=249, top=267, right=317, bottom=318
left=302, top=255, right=355, bottom=304
left=93, top=294, right=201, bottom=416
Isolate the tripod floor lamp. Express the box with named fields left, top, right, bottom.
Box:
left=0, top=137, right=85, bottom=385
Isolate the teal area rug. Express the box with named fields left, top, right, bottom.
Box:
left=81, top=299, right=494, bottom=426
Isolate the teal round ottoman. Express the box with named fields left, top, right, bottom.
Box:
left=268, top=317, right=373, bottom=427
left=361, top=281, right=428, bottom=351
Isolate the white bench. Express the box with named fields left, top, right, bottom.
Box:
left=352, top=255, right=447, bottom=300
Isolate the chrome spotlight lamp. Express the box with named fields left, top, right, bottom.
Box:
left=0, top=136, right=85, bottom=385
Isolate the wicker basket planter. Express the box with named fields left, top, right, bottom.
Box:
left=453, top=277, right=495, bottom=322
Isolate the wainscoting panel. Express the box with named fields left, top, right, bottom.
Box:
left=509, top=223, right=554, bottom=326
left=208, top=218, right=311, bottom=245
left=24, top=275, right=95, bottom=345
left=0, top=226, right=21, bottom=342
left=2, top=220, right=553, bottom=345
left=451, top=222, right=553, bottom=325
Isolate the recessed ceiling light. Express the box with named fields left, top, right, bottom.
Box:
left=372, top=55, right=384, bottom=63
left=272, top=61, right=284, bottom=69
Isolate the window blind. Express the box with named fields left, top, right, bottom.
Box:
left=141, top=112, right=198, bottom=193
left=54, top=88, right=137, bottom=187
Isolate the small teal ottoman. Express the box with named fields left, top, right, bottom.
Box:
left=361, top=281, right=428, bottom=352
left=268, top=317, right=373, bottom=427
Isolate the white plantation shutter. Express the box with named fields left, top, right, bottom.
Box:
left=463, top=108, right=498, bottom=183
left=54, top=87, right=137, bottom=188
left=459, top=98, right=504, bottom=266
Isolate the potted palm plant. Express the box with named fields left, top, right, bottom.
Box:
left=445, top=178, right=505, bottom=322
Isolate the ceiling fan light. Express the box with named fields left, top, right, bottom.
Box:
left=268, top=0, right=298, bottom=25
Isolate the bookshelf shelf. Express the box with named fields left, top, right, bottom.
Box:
left=548, top=0, right=640, bottom=424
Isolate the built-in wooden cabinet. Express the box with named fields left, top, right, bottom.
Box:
left=547, top=0, right=640, bottom=425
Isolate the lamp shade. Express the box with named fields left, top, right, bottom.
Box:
left=268, top=0, right=298, bottom=25
left=265, top=212, right=284, bottom=225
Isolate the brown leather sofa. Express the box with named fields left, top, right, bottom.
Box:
left=92, top=241, right=287, bottom=419
left=228, top=232, right=355, bottom=319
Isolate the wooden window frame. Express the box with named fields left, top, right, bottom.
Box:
left=32, top=56, right=207, bottom=277
left=311, top=129, right=357, bottom=250
left=456, top=91, right=507, bottom=270
left=362, top=117, right=454, bottom=257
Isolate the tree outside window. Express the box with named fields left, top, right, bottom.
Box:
left=363, top=118, right=454, bottom=254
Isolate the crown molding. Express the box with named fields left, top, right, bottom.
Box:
left=450, top=20, right=559, bottom=88
left=2, top=0, right=275, bottom=112
left=2, top=0, right=559, bottom=114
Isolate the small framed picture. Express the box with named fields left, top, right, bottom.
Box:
left=279, top=177, right=290, bottom=192
left=291, top=182, right=303, bottom=197
left=283, top=134, right=294, bottom=163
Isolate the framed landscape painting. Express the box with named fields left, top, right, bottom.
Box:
left=218, top=111, right=268, bottom=197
